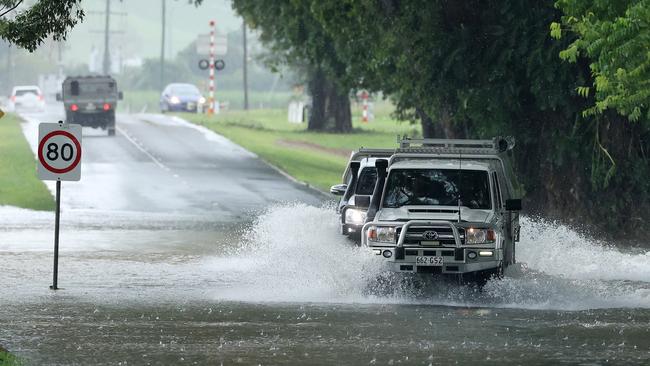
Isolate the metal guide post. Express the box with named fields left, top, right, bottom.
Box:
left=50, top=180, right=61, bottom=290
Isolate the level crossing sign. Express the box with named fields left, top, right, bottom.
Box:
left=38, top=122, right=82, bottom=181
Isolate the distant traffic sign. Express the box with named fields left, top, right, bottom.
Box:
left=38, top=122, right=82, bottom=181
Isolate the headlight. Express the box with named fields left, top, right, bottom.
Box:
left=344, top=208, right=367, bottom=225
left=465, top=228, right=496, bottom=244
left=198, top=97, right=206, bottom=104
left=367, top=226, right=396, bottom=243
left=170, top=96, right=180, bottom=104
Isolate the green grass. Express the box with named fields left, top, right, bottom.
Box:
left=0, top=348, right=21, bottom=366
left=179, top=102, right=420, bottom=191
left=0, top=114, right=55, bottom=211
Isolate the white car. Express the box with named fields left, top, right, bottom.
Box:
left=9, top=85, right=46, bottom=112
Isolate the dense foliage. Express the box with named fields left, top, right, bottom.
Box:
left=552, top=0, right=650, bottom=123
left=0, top=0, right=84, bottom=51
left=238, top=0, right=649, bottom=237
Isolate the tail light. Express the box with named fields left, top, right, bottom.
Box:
left=71, top=104, right=79, bottom=111
left=38, top=94, right=44, bottom=101
left=103, top=103, right=111, bottom=111
left=11, top=96, right=15, bottom=102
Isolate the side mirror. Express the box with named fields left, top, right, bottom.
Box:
left=355, top=196, right=371, bottom=208
left=330, top=184, right=347, bottom=196
left=505, top=199, right=522, bottom=211
left=118, top=91, right=124, bottom=100
left=56, top=93, right=62, bottom=101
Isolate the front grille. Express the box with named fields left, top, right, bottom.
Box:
left=396, top=226, right=464, bottom=246
left=417, top=266, right=442, bottom=274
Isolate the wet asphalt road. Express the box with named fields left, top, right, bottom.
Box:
left=1, top=106, right=649, bottom=365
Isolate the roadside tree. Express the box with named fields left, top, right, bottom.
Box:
left=231, top=0, right=353, bottom=132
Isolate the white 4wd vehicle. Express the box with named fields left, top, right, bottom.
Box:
left=331, top=149, right=394, bottom=241
left=9, top=85, right=46, bottom=112
left=362, top=137, right=522, bottom=281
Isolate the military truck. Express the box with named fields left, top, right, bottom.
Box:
left=57, top=76, right=123, bottom=136
left=361, top=137, right=522, bottom=283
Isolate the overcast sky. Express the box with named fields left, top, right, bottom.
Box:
left=63, top=0, right=241, bottom=64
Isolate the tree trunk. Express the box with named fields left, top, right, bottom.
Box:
left=330, top=85, right=352, bottom=133
left=417, top=107, right=444, bottom=138
left=308, top=67, right=327, bottom=131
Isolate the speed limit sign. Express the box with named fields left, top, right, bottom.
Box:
left=38, top=122, right=82, bottom=181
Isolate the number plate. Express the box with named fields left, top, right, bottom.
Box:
left=415, top=256, right=443, bottom=266
left=85, top=103, right=96, bottom=111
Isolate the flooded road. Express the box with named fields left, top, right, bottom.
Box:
left=1, top=108, right=649, bottom=365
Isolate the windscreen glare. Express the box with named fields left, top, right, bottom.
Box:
left=383, top=169, right=491, bottom=209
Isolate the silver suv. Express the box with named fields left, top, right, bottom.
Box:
left=361, top=137, right=522, bottom=282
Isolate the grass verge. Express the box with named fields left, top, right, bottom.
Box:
left=0, top=113, right=55, bottom=210
left=179, top=103, right=419, bottom=192
left=0, top=348, right=21, bottom=366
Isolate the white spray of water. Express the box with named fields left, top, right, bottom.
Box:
left=205, top=204, right=649, bottom=310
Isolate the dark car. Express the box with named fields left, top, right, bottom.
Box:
left=160, top=83, right=206, bottom=113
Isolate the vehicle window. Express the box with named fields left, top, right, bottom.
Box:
left=492, top=172, right=502, bottom=209
left=15, top=89, right=39, bottom=96
left=355, top=168, right=377, bottom=195
left=68, top=81, right=115, bottom=95
left=383, top=169, right=491, bottom=209
left=171, top=85, right=200, bottom=96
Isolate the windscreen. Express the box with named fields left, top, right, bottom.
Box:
left=15, top=89, right=39, bottom=96
left=69, top=81, right=116, bottom=95
left=383, top=169, right=491, bottom=209
left=171, top=84, right=200, bottom=96
left=355, top=168, right=377, bottom=195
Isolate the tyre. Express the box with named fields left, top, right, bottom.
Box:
left=106, top=111, right=116, bottom=136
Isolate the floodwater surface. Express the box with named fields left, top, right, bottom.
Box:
left=1, top=204, right=648, bottom=365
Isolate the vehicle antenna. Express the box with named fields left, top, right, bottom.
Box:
left=458, top=148, right=462, bottom=223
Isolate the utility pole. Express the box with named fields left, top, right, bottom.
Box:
left=242, top=20, right=249, bottom=110
left=160, top=0, right=166, bottom=89
left=6, top=44, right=12, bottom=92
left=102, top=0, right=111, bottom=75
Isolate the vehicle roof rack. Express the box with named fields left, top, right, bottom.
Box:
left=397, top=136, right=515, bottom=155
left=349, top=148, right=396, bottom=161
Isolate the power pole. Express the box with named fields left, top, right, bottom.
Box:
left=242, top=20, right=249, bottom=110
left=160, top=0, right=166, bottom=89
left=102, top=0, right=111, bottom=74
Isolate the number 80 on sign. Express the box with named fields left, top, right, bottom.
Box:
left=38, top=122, right=82, bottom=181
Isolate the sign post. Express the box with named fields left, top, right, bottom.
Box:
left=37, top=122, right=82, bottom=290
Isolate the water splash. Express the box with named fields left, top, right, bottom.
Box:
left=206, top=204, right=650, bottom=310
